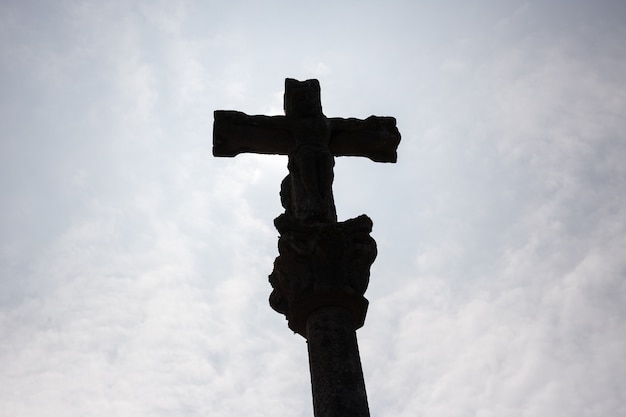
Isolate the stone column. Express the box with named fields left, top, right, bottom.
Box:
left=269, top=214, right=376, bottom=417
left=307, top=307, right=370, bottom=417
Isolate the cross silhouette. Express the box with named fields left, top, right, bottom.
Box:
left=213, top=78, right=400, bottom=223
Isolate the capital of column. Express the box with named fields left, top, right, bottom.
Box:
left=268, top=214, right=377, bottom=337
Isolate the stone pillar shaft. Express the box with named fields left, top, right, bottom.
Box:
left=307, top=307, right=370, bottom=417
left=269, top=214, right=377, bottom=417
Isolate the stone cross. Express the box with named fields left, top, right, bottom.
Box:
left=214, top=78, right=400, bottom=223
left=213, top=78, right=400, bottom=417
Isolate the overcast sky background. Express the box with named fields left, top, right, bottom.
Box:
left=1, top=1, right=625, bottom=416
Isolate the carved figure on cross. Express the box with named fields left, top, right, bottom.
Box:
left=213, top=78, right=400, bottom=223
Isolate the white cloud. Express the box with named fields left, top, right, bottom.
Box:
left=1, top=1, right=625, bottom=416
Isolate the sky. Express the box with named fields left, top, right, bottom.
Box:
left=1, top=1, right=625, bottom=416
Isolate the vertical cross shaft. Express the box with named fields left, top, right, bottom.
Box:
left=307, top=307, right=370, bottom=417
left=213, top=78, right=400, bottom=417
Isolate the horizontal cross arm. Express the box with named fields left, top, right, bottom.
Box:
left=213, top=111, right=291, bottom=157
left=328, top=116, right=401, bottom=163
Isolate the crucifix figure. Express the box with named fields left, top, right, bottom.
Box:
left=214, top=78, right=399, bottom=224
left=213, top=78, right=400, bottom=417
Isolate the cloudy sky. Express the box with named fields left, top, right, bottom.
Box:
left=1, top=1, right=625, bottom=416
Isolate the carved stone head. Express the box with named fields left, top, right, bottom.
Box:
left=284, top=78, right=323, bottom=118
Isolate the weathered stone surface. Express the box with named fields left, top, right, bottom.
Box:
left=268, top=214, right=377, bottom=337
left=213, top=110, right=400, bottom=161
left=213, top=78, right=400, bottom=223
left=307, top=307, right=370, bottom=417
